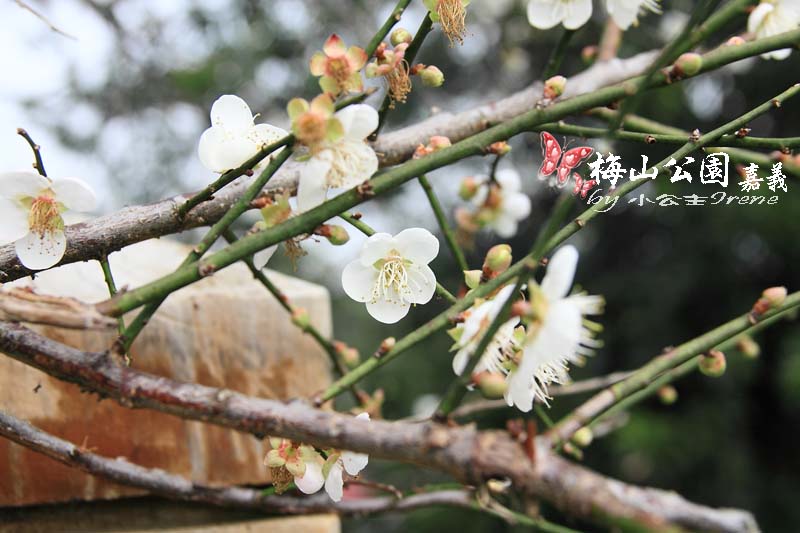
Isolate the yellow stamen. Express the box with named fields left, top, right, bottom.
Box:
left=387, top=63, right=412, bottom=108
left=28, top=195, right=62, bottom=235
left=437, top=0, right=467, bottom=47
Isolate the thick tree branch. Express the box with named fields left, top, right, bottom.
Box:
left=0, top=321, right=758, bottom=531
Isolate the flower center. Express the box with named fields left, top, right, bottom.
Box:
left=327, top=57, right=351, bottom=82
left=297, top=112, right=328, bottom=146
left=28, top=195, right=62, bottom=235
left=371, top=251, right=413, bottom=304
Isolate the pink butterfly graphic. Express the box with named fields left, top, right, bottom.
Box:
left=538, top=132, right=594, bottom=188
left=572, top=174, right=597, bottom=198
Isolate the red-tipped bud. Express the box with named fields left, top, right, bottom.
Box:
left=699, top=350, right=727, bottom=378
left=459, top=176, right=480, bottom=200
left=486, top=141, right=511, bottom=155
left=291, top=307, right=311, bottom=330
left=581, top=45, right=598, bottom=65
left=543, top=75, right=567, bottom=99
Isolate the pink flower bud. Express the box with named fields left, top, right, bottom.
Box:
left=419, top=65, right=445, bottom=87
left=543, top=75, right=567, bottom=99
left=672, top=53, right=703, bottom=78
left=699, top=350, right=726, bottom=378
left=390, top=28, right=413, bottom=46
left=483, top=244, right=512, bottom=274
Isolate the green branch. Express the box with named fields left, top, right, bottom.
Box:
left=548, top=292, right=800, bottom=446
left=537, top=121, right=800, bottom=150
left=364, top=0, right=413, bottom=57
left=96, top=30, right=800, bottom=320
left=418, top=175, right=468, bottom=272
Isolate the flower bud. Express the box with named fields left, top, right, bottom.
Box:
left=474, top=371, right=508, bottom=399
left=735, top=335, right=760, bottom=359
left=657, top=385, right=678, bottom=405
left=428, top=135, right=452, bottom=151
left=581, top=45, right=598, bottom=65
left=672, top=53, right=703, bottom=78
left=365, top=62, right=381, bottom=78
left=419, top=65, right=445, bottom=87
left=334, top=341, right=361, bottom=368
left=326, top=225, right=350, bottom=245
left=376, top=337, right=396, bottom=357
left=699, top=350, right=726, bottom=378
left=464, top=269, right=482, bottom=290
left=291, top=307, right=311, bottom=330
left=572, top=427, right=593, bottom=448
left=486, top=141, right=511, bottom=155
left=725, top=36, right=746, bottom=46
left=483, top=244, right=512, bottom=274
left=543, top=75, right=567, bottom=99
left=510, top=299, right=532, bottom=320
left=762, top=286, right=787, bottom=307
left=459, top=176, right=480, bottom=200
left=390, top=27, right=413, bottom=46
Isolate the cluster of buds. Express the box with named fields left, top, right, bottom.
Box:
left=461, top=245, right=513, bottom=292
left=413, top=135, right=452, bottom=159
left=288, top=95, right=342, bottom=150
left=367, top=40, right=412, bottom=106
left=424, top=0, right=470, bottom=47
left=310, top=34, right=368, bottom=96
left=750, top=286, right=788, bottom=323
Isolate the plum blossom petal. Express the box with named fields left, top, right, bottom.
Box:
left=0, top=171, right=49, bottom=199
left=336, top=104, right=379, bottom=140
left=297, top=157, right=332, bottom=212
left=342, top=260, right=376, bottom=302
left=210, top=94, right=254, bottom=132
left=0, top=198, right=30, bottom=243
left=51, top=177, right=97, bottom=212
left=748, top=1, right=800, bottom=60
left=295, top=460, right=325, bottom=495
left=253, top=246, right=278, bottom=270
left=528, top=0, right=592, bottom=30
left=15, top=229, right=67, bottom=271
left=394, top=227, right=440, bottom=265
left=562, top=0, right=593, bottom=29
left=366, top=297, right=411, bottom=324
left=540, top=245, right=578, bottom=300
left=406, top=264, right=438, bottom=305
left=324, top=461, right=344, bottom=502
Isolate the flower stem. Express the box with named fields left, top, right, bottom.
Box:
left=98, top=257, right=125, bottom=337
left=221, top=228, right=364, bottom=406
left=339, top=212, right=457, bottom=304
left=119, top=148, right=292, bottom=352
left=372, top=14, right=434, bottom=139
left=16, top=128, right=47, bottom=177
left=364, top=0, right=413, bottom=57
left=536, top=121, right=800, bottom=150
left=543, top=28, right=577, bottom=80
left=418, top=175, right=468, bottom=272
left=608, top=0, right=747, bottom=131
left=546, top=292, right=800, bottom=447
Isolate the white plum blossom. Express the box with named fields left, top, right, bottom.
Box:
left=297, top=104, right=379, bottom=212
left=506, top=245, right=604, bottom=412
left=0, top=171, right=96, bottom=270
left=748, top=1, right=800, bottom=60
left=198, top=94, right=287, bottom=173
left=451, top=284, right=521, bottom=377
left=472, top=168, right=532, bottom=238
left=342, top=228, right=439, bottom=324
left=527, top=0, right=593, bottom=30
left=322, top=412, right=370, bottom=502
left=605, top=0, right=661, bottom=30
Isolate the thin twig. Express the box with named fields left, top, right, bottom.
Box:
left=12, top=0, right=76, bottom=40
left=418, top=175, right=468, bottom=272
left=98, top=257, right=125, bottom=336
left=16, top=128, right=47, bottom=177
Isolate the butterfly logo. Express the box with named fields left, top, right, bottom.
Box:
left=573, top=175, right=597, bottom=198
left=538, top=132, right=594, bottom=189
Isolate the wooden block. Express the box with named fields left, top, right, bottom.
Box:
left=0, top=239, right=334, bottom=507
left=0, top=498, right=340, bottom=532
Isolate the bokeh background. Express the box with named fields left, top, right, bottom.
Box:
left=1, top=0, right=798, bottom=531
